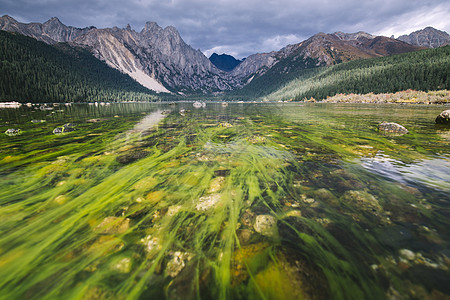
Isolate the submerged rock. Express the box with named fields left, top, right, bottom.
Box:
left=167, top=205, right=182, bottom=216
left=254, top=215, right=278, bottom=238
left=166, top=251, right=193, bottom=277
left=208, top=176, right=225, bottom=193
left=86, top=118, right=107, bottom=123
left=116, top=149, right=148, bottom=164
left=218, top=122, right=233, bottom=128
left=112, top=257, right=132, bottom=273
left=141, top=235, right=162, bottom=254
left=341, top=190, right=382, bottom=215
left=435, top=110, right=450, bottom=124
left=241, top=209, right=255, bottom=227
left=94, top=216, right=130, bottom=234
left=53, top=123, right=76, bottom=134
left=237, top=229, right=253, bottom=245
left=246, top=135, right=266, bottom=144
left=314, top=188, right=338, bottom=205
left=196, top=194, right=222, bottom=211
left=399, top=249, right=416, bottom=261
left=378, top=122, right=409, bottom=135
left=4, top=128, right=22, bottom=136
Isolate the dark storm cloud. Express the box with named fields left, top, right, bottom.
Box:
left=2, top=0, right=449, bottom=58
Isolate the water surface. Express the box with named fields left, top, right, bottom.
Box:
left=0, top=102, right=449, bottom=300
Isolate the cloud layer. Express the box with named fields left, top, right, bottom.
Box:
left=2, top=0, right=449, bottom=58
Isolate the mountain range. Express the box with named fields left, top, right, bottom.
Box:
left=1, top=15, right=449, bottom=96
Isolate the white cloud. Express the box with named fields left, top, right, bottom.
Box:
left=203, top=45, right=248, bottom=59
left=374, top=4, right=450, bottom=38
left=261, top=34, right=305, bottom=52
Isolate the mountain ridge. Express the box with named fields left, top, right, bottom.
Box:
left=397, top=27, right=450, bottom=48
left=0, top=15, right=447, bottom=96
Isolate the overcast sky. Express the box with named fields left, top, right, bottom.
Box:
left=2, top=0, right=449, bottom=58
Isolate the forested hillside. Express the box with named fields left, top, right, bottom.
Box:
left=230, top=46, right=450, bottom=101
left=0, top=31, right=160, bottom=102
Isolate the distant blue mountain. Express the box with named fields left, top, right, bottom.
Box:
left=209, top=53, right=243, bottom=72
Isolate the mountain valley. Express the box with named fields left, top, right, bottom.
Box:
left=1, top=15, right=449, bottom=100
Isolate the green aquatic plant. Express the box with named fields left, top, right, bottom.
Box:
left=0, top=103, right=449, bottom=299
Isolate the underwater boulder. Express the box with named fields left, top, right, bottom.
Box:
left=218, top=122, right=233, bottom=128
left=378, top=122, right=409, bottom=135
left=237, top=229, right=253, bottom=245
left=241, top=209, right=256, bottom=227
left=86, top=118, right=107, bottom=123
left=94, top=216, right=130, bottom=235
left=116, top=149, right=149, bottom=164
left=435, top=110, right=450, bottom=124
left=246, top=135, right=266, bottom=144
left=254, top=215, right=278, bottom=238
left=4, top=128, right=22, bottom=136
left=314, top=188, right=338, bottom=206
left=111, top=257, right=132, bottom=273
left=195, top=194, right=222, bottom=211
left=208, top=176, right=226, bottom=193
left=53, top=127, right=64, bottom=134
left=165, top=251, right=193, bottom=277
left=53, top=123, right=76, bottom=134
left=141, top=235, right=162, bottom=255
left=340, top=190, right=382, bottom=215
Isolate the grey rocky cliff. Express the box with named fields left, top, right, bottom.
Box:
left=0, top=15, right=92, bottom=44
left=397, top=27, right=450, bottom=48
left=230, top=52, right=278, bottom=83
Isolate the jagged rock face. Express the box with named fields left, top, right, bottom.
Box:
left=135, top=22, right=237, bottom=93
left=230, top=52, right=278, bottom=82
left=0, top=15, right=92, bottom=44
left=0, top=15, right=235, bottom=94
left=334, top=31, right=376, bottom=41
left=398, top=27, right=450, bottom=48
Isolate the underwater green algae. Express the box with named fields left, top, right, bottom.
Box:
left=0, top=102, right=449, bottom=300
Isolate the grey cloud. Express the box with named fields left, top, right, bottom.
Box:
left=1, top=0, right=449, bottom=58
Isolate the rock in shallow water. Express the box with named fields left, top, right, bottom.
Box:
left=435, top=110, right=450, bottom=124
left=196, top=194, right=222, bottom=211
left=4, top=128, right=22, bottom=136
left=166, top=251, right=193, bottom=277
left=254, top=215, right=278, bottom=238
left=378, top=121, right=409, bottom=135
left=341, top=190, right=382, bottom=215
left=94, top=216, right=130, bottom=234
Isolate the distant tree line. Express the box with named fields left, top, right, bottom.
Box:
left=0, top=30, right=160, bottom=103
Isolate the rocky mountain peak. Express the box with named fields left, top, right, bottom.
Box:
left=397, top=27, right=450, bottom=48
left=334, top=31, right=376, bottom=41
left=44, top=17, right=63, bottom=26
left=142, top=21, right=162, bottom=33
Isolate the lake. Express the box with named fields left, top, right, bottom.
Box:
left=0, top=102, right=449, bottom=299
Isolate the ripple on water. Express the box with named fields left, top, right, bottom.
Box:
left=361, top=153, right=450, bottom=192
